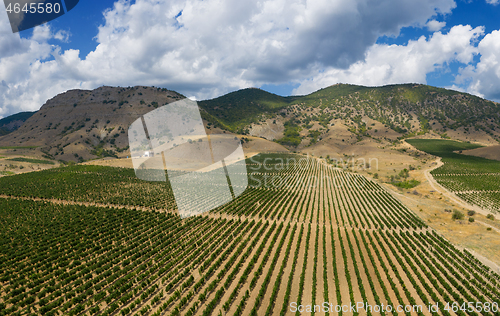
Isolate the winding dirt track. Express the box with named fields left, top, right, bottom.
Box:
left=423, top=158, right=500, bottom=232
left=423, top=158, right=491, bottom=216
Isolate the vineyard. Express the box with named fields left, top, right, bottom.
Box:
left=406, top=139, right=500, bottom=213
left=1, top=153, right=500, bottom=316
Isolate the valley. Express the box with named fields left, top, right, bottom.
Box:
left=1, top=83, right=500, bottom=316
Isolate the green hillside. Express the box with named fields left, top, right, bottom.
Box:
left=198, top=88, right=297, bottom=133
left=299, top=83, right=499, bottom=135
left=198, top=83, right=500, bottom=147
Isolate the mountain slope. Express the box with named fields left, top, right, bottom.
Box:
left=198, top=87, right=297, bottom=133
left=1, top=83, right=499, bottom=162
left=0, top=86, right=184, bottom=162
left=264, top=83, right=500, bottom=149
left=0, top=111, right=36, bottom=136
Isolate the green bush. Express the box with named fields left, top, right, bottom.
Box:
left=392, top=179, right=420, bottom=189
left=452, top=210, right=464, bottom=220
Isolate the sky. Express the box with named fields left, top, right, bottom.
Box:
left=0, top=0, right=500, bottom=118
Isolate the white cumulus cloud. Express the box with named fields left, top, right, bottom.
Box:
left=293, top=25, right=484, bottom=96
left=1, top=0, right=486, bottom=117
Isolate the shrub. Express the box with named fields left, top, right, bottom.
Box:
left=487, top=214, right=495, bottom=220
left=468, top=217, right=475, bottom=223
left=467, top=210, right=476, bottom=216
left=452, top=210, right=464, bottom=220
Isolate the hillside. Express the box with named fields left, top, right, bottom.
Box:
left=0, top=111, right=36, bottom=136
left=200, top=83, right=500, bottom=154
left=0, top=86, right=184, bottom=162
left=271, top=84, right=500, bottom=148
left=1, top=83, right=499, bottom=163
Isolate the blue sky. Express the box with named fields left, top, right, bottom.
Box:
left=0, top=0, right=500, bottom=117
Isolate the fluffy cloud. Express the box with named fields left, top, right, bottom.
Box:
left=0, top=0, right=476, bottom=117
left=0, top=10, right=88, bottom=117
left=486, top=0, right=499, bottom=5
left=456, top=30, right=500, bottom=101
left=88, top=0, right=457, bottom=82
left=293, top=25, right=484, bottom=95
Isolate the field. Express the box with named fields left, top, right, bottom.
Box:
left=407, top=139, right=500, bottom=213
left=1, top=153, right=500, bottom=316
left=5, top=158, right=55, bottom=165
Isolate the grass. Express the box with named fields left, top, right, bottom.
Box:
left=0, top=171, right=14, bottom=176
left=6, top=157, right=55, bottom=165
left=405, top=138, right=483, bottom=156
left=198, top=88, right=295, bottom=132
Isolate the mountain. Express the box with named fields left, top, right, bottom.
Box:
left=198, top=87, right=297, bottom=133
left=1, top=83, right=499, bottom=162
left=0, top=111, right=36, bottom=136
left=0, top=86, right=184, bottom=162
left=271, top=83, right=500, bottom=148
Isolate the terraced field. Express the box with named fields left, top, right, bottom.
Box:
left=0, top=153, right=499, bottom=316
